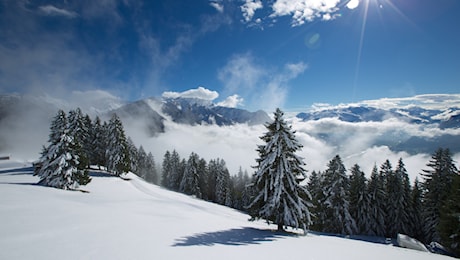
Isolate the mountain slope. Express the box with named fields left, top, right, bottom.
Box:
left=0, top=163, right=453, bottom=260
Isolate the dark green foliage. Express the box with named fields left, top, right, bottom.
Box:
left=422, top=148, right=458, bottom=243
left=438, top=172, right=460, bottom=255
left=367, top=165, right=386, bottom=236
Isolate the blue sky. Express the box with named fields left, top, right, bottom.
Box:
left=0, top=0, right=459, bottom=111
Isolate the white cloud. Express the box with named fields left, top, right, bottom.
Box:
left=346, top=0, right=360, bottom=10
left=241, top=0, right=263, bottom=22
left=39, top=5, right=78, bottom=18
left=210, top=1, right=224, bottom=13
left=270, top=0, right=341, bottom=26
left=217, top=95, right=244, bottom=108
left=162, top=86, right=219, bottom=101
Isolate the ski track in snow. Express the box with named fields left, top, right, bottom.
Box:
left=0, top=161, right=454, bottom=260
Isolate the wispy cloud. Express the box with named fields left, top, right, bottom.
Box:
left=210, top=1, right=224, bottom=13
left=38, top=5, right=78, bottom=18
left=218, top=53, right=308, bottom=111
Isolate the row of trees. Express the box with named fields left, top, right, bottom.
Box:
left=245, top=108, right=459, bottom=255
left=35, top=108, right=157, bottom=189
left=306, top=150, right=459, bottom=254
left=160, top=150, right=253, bottom=211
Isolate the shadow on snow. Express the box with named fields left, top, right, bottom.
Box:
left=172, top=227, right=296, bottom=247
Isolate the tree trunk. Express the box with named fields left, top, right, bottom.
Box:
left=277, top=223, right=285, bottom=232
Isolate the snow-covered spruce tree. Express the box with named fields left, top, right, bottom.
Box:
left=143, top=152, right=158, bottom=184
left=408, top=178, right=424, bottom=241
left=180, top=152, right=202, bottom=198
left=247, top=108, right=312, bottom=232
left=214, top=158, right=231, bottom=206
left=367, top=165, right=387, bottom=237
left=105, top=114, right=130, bottom=176
left=36, top=110, right=91, bottom=190
left=383, top=159, right=410, bottom=238
left=161, top=150, right=172, bottom=188
left=168, top=150, right=184, bottom=191
left=349, top=164, right=372, bottom=235
left=127, top=138, right=139, bottom=174
left=67, top=108, right=90, bottom=168
left=89, top=116, right=107, bottom=169
left=197, top=158, right=208, bottom=201
left=321, top=155, right=357, bottom=235
left=307, top=170, right=325, bottom=232
left=438, top=171, right=460, bottom=255
left=421, top=148, right=458, bottom=243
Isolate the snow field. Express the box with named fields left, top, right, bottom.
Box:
left=0, top=162, right=453, bottom=260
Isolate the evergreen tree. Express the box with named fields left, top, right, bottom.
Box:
left=409, top=178, right=424, bottom=241
left=180, top=152, right=202, bottom=198
left=143, top=152, right=158, bottom=184
left=197, top=158, right=208, bottom=200
left=321, top=155, right=356, bottom=235
left=307, top=170, right=325, bottom=232
left=161, top=150, right=172, bottom=188
left=126, top=138, right=139, bottom=174
left=384, top=159, right=410, bottom=237
left=136, top=146, right=148, bottom=179
left=106, top=114, right=130, bottom=176
left=67, top=108, right=89, bottom=168
left=247, top=108, right=312, bottom=232
left=168, top=150, right=183, bottom=191
left=438, top=171, right=460, bottom=255
left=367, top=165, right=386, bottom=236
left=36, top=110, right=91, bottom=189
left=422, top=148, right=458, bottom=243
left=90, top=116, right=106, bottom=169
left=214, top=159, right=231, bottom=206
left=349, top=164, right=371, bottom=235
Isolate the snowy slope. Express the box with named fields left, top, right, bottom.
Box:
left=0, top=162, right=453, bottom=260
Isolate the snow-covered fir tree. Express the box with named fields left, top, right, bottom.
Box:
left=384, top=159, right=410, bottom=237
left=89, top=116, right=106, bottom=168
left=180, top=152, right=202, bottom=198
left=105, top=114, right=130, bottom=176
left=321, top=155, right=356, bottom=235
left=161, top=150, right=172, bottom=189
left=143, top=152, right=158, bottom=184
left=367, top=165, right=387, bottom=237
left=36, top=110, right=91, bottom=190
left=197, top=158, right=208, bottom=201
left=168, top=150, right=184, bottom=191
left=127, top=138, right=139, bottom=174
left=307, top=170, right=325, bottom=231
left=214, top=158, right=231, bottom=206
left=409, top=178, right=424, bottom=241
left=67, top=109, right=91, bottom=169
left=421, top=148, right=458, bottom=243
left=247, top=108, right=312, bottom=232
left=349, top=164, right=371, bottom=235
left=438, top=171, right=460, bottom=255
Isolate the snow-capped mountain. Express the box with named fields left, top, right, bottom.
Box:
left=293, top=95, right=460, bottom=154
left=110, top=97, right=270, bottom=136
left=296, top=105, right=460, bottom=128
